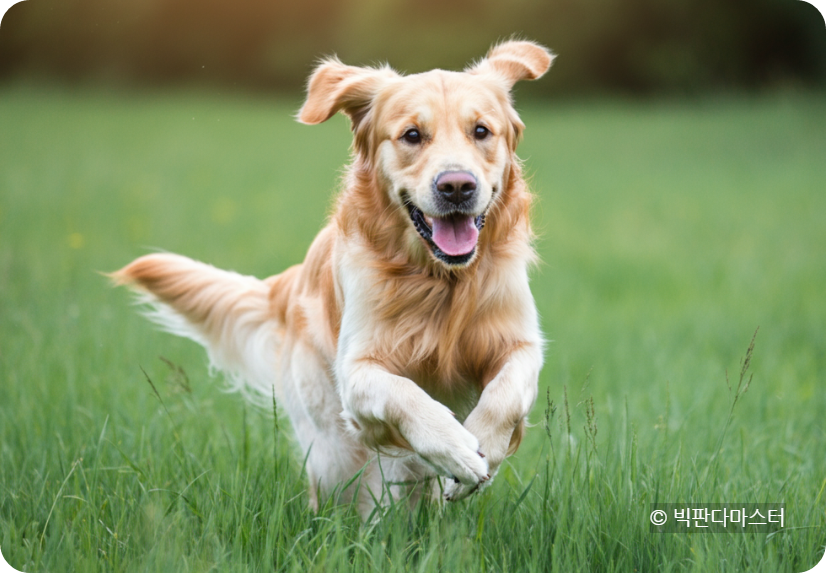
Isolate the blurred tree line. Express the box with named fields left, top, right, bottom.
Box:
left=0, top=0, right=824, bottom=95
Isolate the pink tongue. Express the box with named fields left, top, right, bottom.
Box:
left=431, top=215, right=479, bottom=256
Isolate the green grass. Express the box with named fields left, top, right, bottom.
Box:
left=1, top=85, right=824, bottom=572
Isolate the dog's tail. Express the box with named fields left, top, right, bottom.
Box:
left=111, top=253, right=279, bottom=403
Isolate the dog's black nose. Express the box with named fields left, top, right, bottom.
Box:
left=435, top=171, right=477, bottom=205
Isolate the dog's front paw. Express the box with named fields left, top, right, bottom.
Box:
left=411, top=415, right=489, bottom=489
left=443, top=465, right=492, bottom=502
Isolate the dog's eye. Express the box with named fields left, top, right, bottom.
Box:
left=474, top=125, right=491, bottom=140
left=402, top=128, right=422, bottom=144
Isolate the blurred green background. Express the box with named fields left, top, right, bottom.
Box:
left=1, top=0, right=825, bottom=95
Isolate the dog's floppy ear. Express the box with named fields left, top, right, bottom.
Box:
left=298, top=58, right=398, bottom=126
left=469, top=40, right=554, bottom=88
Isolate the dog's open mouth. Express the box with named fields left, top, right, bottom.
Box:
left=405, top=200, right=486, bottom=266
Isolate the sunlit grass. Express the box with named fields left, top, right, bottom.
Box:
left=1, top=85, right=824, bottom=572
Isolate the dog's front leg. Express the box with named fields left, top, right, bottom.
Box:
left=444, top=343, right=542, bottom=501
left=337, top=357, right=490, bottom=490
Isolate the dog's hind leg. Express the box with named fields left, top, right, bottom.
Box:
left=111, top=253, right=279, bottom=402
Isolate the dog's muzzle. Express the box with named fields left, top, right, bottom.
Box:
left=404, top=196, right=486, bottom=267
left=434, top=171, right=477, bottom=209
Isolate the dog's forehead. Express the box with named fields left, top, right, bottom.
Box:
left=379, top=69, right=505, bottom=121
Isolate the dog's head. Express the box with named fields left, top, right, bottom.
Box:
left=298, top=41, right=553, bottom=268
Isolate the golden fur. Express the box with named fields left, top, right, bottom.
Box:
left=113, top=40, right=552, bottom=517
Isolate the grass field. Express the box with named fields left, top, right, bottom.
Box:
left=1, top=85, right=824, bottom=572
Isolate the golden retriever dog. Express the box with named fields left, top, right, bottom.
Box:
left=113, top=40, right=553, bottom=519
